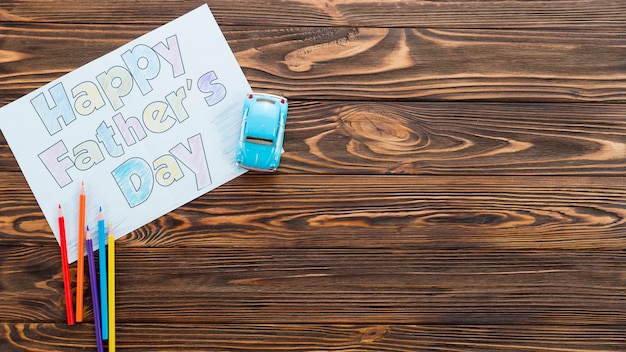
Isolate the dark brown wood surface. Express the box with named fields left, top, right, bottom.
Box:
left=1, top=1, right=625, bottom=351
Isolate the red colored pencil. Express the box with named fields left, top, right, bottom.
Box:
left=58, top=205, right=75, bottom=325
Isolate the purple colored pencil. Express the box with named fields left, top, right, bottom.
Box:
left=86, top=227, right=104, bottom=352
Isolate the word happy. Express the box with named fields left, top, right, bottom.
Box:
left=31, top=35, right=226, bottom=207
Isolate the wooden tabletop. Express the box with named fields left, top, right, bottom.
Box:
left=1, top=1, right=625, bottom=351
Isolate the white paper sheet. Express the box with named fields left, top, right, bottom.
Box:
left=0, top=5, right=250, bottom=262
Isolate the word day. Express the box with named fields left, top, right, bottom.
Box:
left=31, top=34, right=228, bottom=207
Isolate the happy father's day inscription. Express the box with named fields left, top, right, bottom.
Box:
left=32, top=35, right=226, bottom=207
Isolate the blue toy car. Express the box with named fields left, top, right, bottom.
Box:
left=236, top=93, right=288, bottom=172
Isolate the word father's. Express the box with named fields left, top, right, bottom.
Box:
left=32, top=35, right=226, bottom=207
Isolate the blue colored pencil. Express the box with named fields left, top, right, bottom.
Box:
left=98, top=207, right=108, bottom=340
left=86, top=227, right=104, bottom=352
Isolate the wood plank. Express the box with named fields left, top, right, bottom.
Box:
left=1, top=25, right=625, bottom=103
left=2, top=101, right=625, bottom=175
left=0, top=174, right=624, bottom=250
left=1, top=323, right=625, bottom=351
left=281, top=101, right=626, bottom=175
left=1, top=0, right=626, bottom=29
left=1, top=246, right=624, bottom=324
left=233, top=27, right=626, bottom=102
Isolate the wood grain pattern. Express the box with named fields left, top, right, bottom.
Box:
left=231, top=27, right=626, bottom=102
left=0, top=173, right=624, bottom=250
left=1, top=0, right=626, bottom=28
left=1, top=25, right=625, bottom=104
left=1, top=246, right=625, bottom=325
left=2, top=102, right=626, bottom=174
left=2, top=323, right=625, bottom=351
left=281, top=101, right=626, bottom=175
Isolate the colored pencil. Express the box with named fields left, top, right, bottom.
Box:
left=57, top=205, right=75, bottom=325
left=98, top=207, right=109, bottom=340
left=86, top=227, right=104, bottom=352
left=108, top=223, right=115, bottom=352
left=76, top=181, right=86, bottom=322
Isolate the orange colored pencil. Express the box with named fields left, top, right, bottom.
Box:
left=76, top=181, right=86, bottom=322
